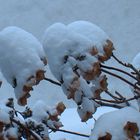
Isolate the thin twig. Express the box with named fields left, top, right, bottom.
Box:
left=44, top=77, right=61, bottom=86
left=115, top=91, right=125, bottom=99
left=105, top=90, right=122, bottom=101
left=112, top=53, right=140, bottom=77
left=101, top=64, right=138, bottom=81
left=52, top=128, right=90, bottom=138
left=94, top=100, right=124, bottom=109
left=101, top=68, right=140, bottom=92
left=114, top=91, right=130, bottom=105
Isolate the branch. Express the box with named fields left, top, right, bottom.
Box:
left=101, top=64, right=138, bottom=81
left=44, top=77, right=61, bottom=86
left=105, top=90, right=122, bottom=101
left=112, top=53, right=140, bottom=77
left=101, top=68, right=140, bottom=92
left=52, top=128, right=90, bottom=138
left=94, top=100, right=124, bottom=109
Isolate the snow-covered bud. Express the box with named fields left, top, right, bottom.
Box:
left=77, top=97, right=96, bottom=122
left=97, top=40, right=114, bottom=62
left=56, top=102, right=66, bottom=115
left=92, top=75, right=108, bottom=99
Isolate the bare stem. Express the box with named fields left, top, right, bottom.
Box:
left=94, top=100, right=124, bottom=109
left=112, top=53, right=140, bottom=77
left=44, top=77, right=61, bottom=86
left=101, top=64, right=138, bottom=81
left=105, top=90, right=121, bottom=101
left=101, top=68, right=140, bottom=92
left=52, top=128, right=90, bottom=138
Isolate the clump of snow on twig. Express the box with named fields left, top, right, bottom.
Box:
left=0, top=26, right=47, bottom=105
left=42, top=21, right=114, bottom=121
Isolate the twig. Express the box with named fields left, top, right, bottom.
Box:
left=101, top=64, right=138, bottom=81
left=115, top=91, right=125, bottom=99
left=94, top=100, right=124, bottom=109
left=101, top=68, right=140, bottom=92
left=123, top=95, right=140, bottom=102
left=44, top=77, right=61, bottom=86
left=105, top=90, right=122, bottom=101
left=11, top=118, right=42, bottom=140
left=52, top=128, right=90, bottom=138
left=112, top=53, right=140, bottom=77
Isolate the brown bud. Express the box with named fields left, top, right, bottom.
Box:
left=100, top=75, right=108, bottom=91
left=98, top=132, right=112, bottom=140
left=89, top=47, right=98, bottom=56
left=23, top=85, right=33, bottom=93
left=81, top=111, right=93, bottom=122
left=124, top=121, right=139, bottom=138
left=83, top=62, right=101, bottom=81
left=36, top=70, right=45, bottom=84
left=18, top=92, right=30, bottom=106
left=103, top=40, right=114, bottom=58
left=98, top=54, right=109, bottom=62
left=94, top=89, right=102, bottom=99
left=56, top=102, right=66, bottom=115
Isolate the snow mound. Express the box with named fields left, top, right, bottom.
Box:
left=42, top=21, right=114, bottom=121
left=0, top=26, right=47, bottom=105
left=90, top=107, right=140, bottom=140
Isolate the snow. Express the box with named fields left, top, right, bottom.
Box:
left=25, top=100, right=65, bottom=139
left=0, top=105, right=11, bottom=124
left=90, top=107, right=140, bottom=140
left=42, top=22, right=93, bottom=81
left=67, top=21, right=109, bottom=51
left=5, top=127, right=18, bottom=139
left=0, top=1, right=140, bottom=140
left=42, top=21, right=114, bottom=121
left=0, top=26, right=47, bottom=105
left=0, top=0, right=139, bottom=108
left=31, top=100, right=49, bottom=121
left=50, top=107, right=116, bottom=140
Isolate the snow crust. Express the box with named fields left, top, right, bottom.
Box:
left=0, top=26, right=47, bottom=105
left=90, top=107, right=140, bottom=140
